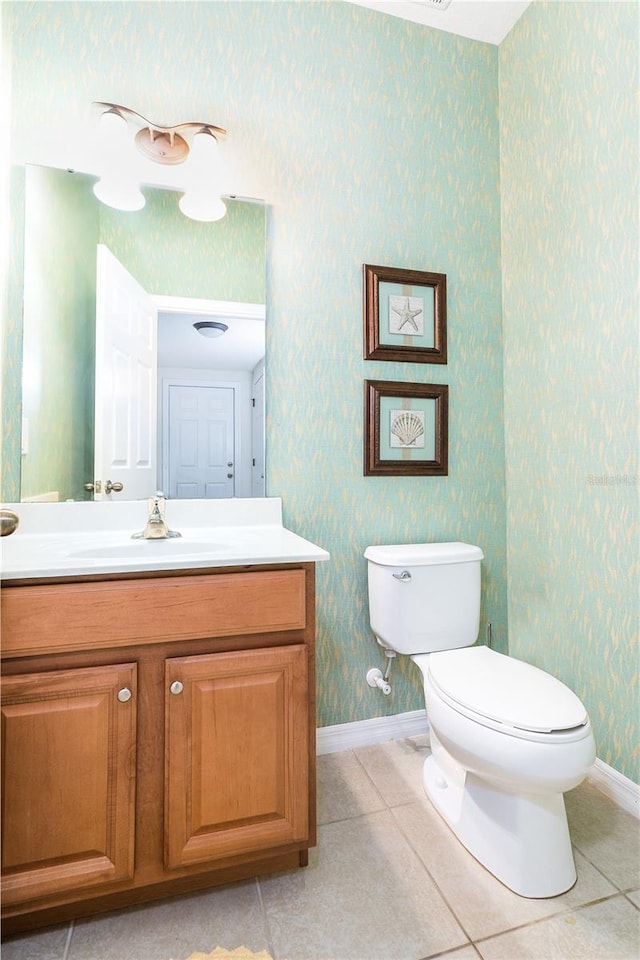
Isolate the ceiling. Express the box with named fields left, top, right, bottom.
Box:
left=158, top=311, right=265, bottom=372
left=348, top=0, right=531, bottom=45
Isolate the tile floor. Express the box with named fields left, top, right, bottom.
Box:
left=3, top=736, right=639, bottom=960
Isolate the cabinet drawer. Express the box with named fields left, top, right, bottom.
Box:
left=1, top=569, right=307, bottom=657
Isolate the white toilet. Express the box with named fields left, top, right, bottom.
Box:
left=365, top=541, right=596, bottom=898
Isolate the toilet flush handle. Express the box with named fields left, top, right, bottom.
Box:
left=392, top=570, right=411, bottom=582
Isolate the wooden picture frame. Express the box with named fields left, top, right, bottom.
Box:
left=364, top=379, right=448, bottom=477
left=363, top=264, right=447, bottom=364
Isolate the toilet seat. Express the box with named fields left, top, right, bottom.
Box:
left=425, top=646, right=588, bottom=739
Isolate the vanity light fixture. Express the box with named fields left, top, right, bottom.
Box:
left=412, top=0, right=453, bottom=9
left=193, top=321, right=229, bottom=338
left=92, top=102, right=228, bottom=221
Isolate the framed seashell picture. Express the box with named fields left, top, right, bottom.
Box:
left=363, top=264, right=447, bottom=364
left=364, top=379, right=448, bottom=476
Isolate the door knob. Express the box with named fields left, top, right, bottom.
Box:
left=105, top=480, right=124, bottom=493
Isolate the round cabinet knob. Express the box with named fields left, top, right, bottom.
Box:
left=170, top=680, right=184, bottom=695
left=227, top=473, right=233, bottom=479
left=0, top=509, right=19, bottom=537
left=117, top=687, right=132, bottom=703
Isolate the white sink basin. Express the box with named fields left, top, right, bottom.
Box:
left=68, top=540, right=226, bottom=560
left=0, top=498, right=330, bottom=579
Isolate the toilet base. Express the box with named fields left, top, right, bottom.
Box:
left=423, top=743, right=577, bottom=898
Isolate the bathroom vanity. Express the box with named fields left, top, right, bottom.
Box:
left=0, top=498, right=328, bottom=935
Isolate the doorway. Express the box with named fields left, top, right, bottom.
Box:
left=155, top=295, right=266, bottom=499
left=166, top=383, right=235, bottom=499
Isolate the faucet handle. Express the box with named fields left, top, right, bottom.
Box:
left=148, top=491, right=165, bottom=510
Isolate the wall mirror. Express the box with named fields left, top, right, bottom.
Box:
left=17, top=164, right=266, bottom=503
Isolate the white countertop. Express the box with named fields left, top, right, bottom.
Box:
left=0, top=498, right=329, bottom=581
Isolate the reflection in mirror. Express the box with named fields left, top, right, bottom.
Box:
left=18, top=165, right=266, bottom=503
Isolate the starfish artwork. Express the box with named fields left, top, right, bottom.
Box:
left=389, top=295, right=424, bottom=336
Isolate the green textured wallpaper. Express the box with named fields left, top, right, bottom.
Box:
left=4, top=1, right=636, bottom=783
left=21, top=164, right=97, bottom=502
left=500, top=2, right=639, bottom=782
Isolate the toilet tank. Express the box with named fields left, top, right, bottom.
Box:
left=364, top=542, right=483, bottom=656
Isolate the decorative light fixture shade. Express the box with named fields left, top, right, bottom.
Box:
left=91, top=103, right=227, bottom=220
left=93, top=176, right=146, bottom=212
left=179, top=192, right=227, bottom=223
left=92, top=109, right=145, bottom=211
left=178, top=130, right=227, bottom=222
left=193, top=321, right=228, bottom=338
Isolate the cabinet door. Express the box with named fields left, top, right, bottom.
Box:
left=1, top=663, right=137, bottom=906
left=165, top=645, right=308, bottom=869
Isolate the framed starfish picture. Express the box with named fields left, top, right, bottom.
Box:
left=363, top=264, right=447, bottom=364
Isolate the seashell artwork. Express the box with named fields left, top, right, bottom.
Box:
left=390, top=409, right=425, bottom=448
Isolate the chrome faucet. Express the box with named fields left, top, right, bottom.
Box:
left=132, top=492, right=181, bottom=540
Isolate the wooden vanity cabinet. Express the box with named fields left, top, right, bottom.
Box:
left=0, top=564, right=316, bottom=936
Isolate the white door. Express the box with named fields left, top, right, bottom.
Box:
left=167, top=384, right=235, bottom=499
left=94, top=245, right=157, bottom=500
left=251, top=362, right=265, bottom=497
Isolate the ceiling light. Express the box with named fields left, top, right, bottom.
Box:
left=193, top=321, right=228, bottom=338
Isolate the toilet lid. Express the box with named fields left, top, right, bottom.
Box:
left=428, top=646, right=588, bottom=733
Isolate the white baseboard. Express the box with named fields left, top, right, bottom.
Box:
left=316, top=709, right=429, bottom=755
left=316, top=713, right=639, bottom=820
left=587, top=758, right=639, bottom=820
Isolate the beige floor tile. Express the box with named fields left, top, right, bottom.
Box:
left=316, top=750, right=386, bottom=825
left=435, top=947, right=482, bottom=960
left=391, top=799, right=618, bottom=941
left=1, top=924, right=70, bottom=960
left=626, top=889, right=640, bottom=909
left=566, top=781, right=640, bottom=891
left=354, top=735, right=431, bottom=807
left=475, top=895, right=640, bottom=959
left=5, top=743, right=635, bottom=960
left=259, top=809, right=468, bottom=960
left=66, top=882, right=270, bottom=960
